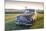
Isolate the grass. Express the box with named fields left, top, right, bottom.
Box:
left=5, top=12, right=44, bottom=31
left=5, top=14, right=26, bottom=31
left=5, top=14, right=20, bottom=31
left=32, top=13, right=44, bottom=29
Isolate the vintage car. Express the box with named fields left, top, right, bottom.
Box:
left=16, top=9, right=35, bottom=26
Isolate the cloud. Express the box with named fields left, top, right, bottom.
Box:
left=5, top=2, right=43, bottom=10
left=5, top=0, right=43, bottom=2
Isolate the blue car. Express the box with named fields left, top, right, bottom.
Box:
left=16, top=15, right=32, bottom=26
left=16, top=9, right=35, bottom=26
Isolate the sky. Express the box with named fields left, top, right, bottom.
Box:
left=5, top=0, right=44, bottom=10
left=6, top=0, right=44, bottom=2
